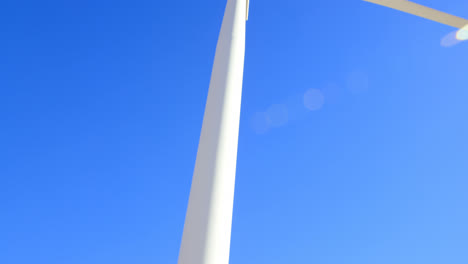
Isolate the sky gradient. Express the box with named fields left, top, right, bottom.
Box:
left=1, top=0, right=468, bottom=263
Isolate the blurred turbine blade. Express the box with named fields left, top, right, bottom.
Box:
left=363, top=0, right=468, bottom=29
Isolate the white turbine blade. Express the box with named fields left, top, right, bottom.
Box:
left=363, top=0, right=468, bottom=29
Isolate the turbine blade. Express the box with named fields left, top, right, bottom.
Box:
left=364, top=0, right=468, bottom=29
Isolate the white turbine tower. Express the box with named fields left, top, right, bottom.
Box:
left=178, top=0, right=249, bottom=264
left=364, top=0, right=468, bottom=39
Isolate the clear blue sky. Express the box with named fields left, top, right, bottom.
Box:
left=1, top=0, right=468, bottom=263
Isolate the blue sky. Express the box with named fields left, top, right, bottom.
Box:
left=1, top=0, right=468, bottom=263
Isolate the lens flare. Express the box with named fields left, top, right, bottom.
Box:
left=441, top=30, right=462, bottom=47
left=266, top=104, right=288, bottom=127
left=304, top=89, right=325, bottom=111
left=456, top=24, right=468, bottom=41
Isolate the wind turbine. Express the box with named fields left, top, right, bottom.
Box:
left=177, top=0, right=249, bottom=264
left=363, top=0, right=468, bottom=40
left=178, top=0, right=467, bottom=263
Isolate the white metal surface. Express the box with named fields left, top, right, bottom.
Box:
left=364, top=0, right=468, bottom=29
left=177, top=0, right=247, bottom=264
